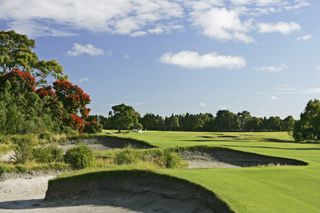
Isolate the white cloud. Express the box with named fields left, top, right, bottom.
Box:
left=275, top=84, right=297, bottom=92
left=0, top=0, right=310, bottom=41
left=191, top=7, right=254, bottom=43
left=254, top=63, right=287, bottom=72
left=200, top=102, right=207, bottom=107
left=296, top=34, right=312, bottom=41
left=302, top=88, right=320, bottom=94
left=232, top=0, right=282, bottom=5
left=131, top=31, right=147, bottom=37
left=67, top=43, right=104, bottom=57
left=258, top=22, right=301, bottom=34
left=160, top=51, right=246, bottom=69
left=0, top=0, right=183, bottom=37
left=316, top=65, right=320, bottom=70
left=79, top=77, right=89, bottom=83
left=7, top=20, right=76, bottom=37
left=124, top=54, right=130, bottom=59
left=271, top=96, right=279, bottom=100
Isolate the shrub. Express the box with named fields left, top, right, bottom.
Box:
left=12, top=135, right=37, bottom=164
left=114, top=148, right=139, bottom=165
left=83, top=120, right=102, bottom=134
left=33, top=145, right=64, bottom=163
left=162, top=149, right=184, bottom=168
left=64, top=145, right=93, bottom=169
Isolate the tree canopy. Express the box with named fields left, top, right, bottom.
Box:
left=293, top=99, right=320, bottom=141
left=0, top=30, right=101, bottom=134
left=99, top=107, right=295, bottom=133
left=0, top=30, right=66, bottom=85
left=109, top=104, right=142, bottom=132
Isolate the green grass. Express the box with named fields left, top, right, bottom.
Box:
left=97, top=130, right=320, bottom=213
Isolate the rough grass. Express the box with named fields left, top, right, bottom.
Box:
left=0, top=161, right=69, bottom=175
left=99, top=130, right=320, bottom=213
left=94, top=147, right=186, bottom=169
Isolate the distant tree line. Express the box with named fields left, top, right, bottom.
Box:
left=97, top=104, right=295, bottom=132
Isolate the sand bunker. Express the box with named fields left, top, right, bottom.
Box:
left=45, top=171, right=233, bottom=213
left=61, top=136, right=154, bottom=151
left=0, top=171, right=233, bottom=213
left=180, top=147, right=307, bottom=169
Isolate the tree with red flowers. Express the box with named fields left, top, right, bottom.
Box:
left=0, top=30, right=66, bottom=85
left=0, top=30, right=101, bottom=134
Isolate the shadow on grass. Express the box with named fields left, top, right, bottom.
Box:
left=263, top=138, right=293, bottom=143
left=224, top=144, right=320, bottom=151
left=178, top=146, right=308, bottom=167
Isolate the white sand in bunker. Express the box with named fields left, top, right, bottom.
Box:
left=0, top=171, right=233, bottom=213
left=0, top=175, right=142, bottom=213
left=179, top=147, right=307, bottom=169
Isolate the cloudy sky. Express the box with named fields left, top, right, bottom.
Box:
left=0, top=0, right=319, bottom=118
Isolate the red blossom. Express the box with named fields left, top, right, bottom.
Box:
left=4, top=69, right=36, bottom=91
left=36, top=86, right=56, bottom=98
left=69, top=114, right=85, bottom=132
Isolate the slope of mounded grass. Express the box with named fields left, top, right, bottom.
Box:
left=46, top=170, right=234, bottom=213
left=97, top=131, right=320, bottom=213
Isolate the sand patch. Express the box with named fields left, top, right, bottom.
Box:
left=179, top=147, right=307, bottom=169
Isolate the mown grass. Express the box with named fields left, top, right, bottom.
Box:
left=92, top=130, right=320, bottom=213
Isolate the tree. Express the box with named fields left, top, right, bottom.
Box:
left=293, top=99, right=320, bottom=141
left=165, top=114, right=180, bottom=130
left=236, top=111, right=252, bottom=131
left=0, top=30, right=66, bottom=85
left=0, top=72, right=61, bottom=134
left=213, top=110, right=237, bottom=131
left=283, top=116, right=295, bottom=131
left=246, top=117, right=262, bottom=131
left=110, top=104, right=142, bottom=132
left=140, top=113, right=164, bottom=130
left=0, top=31, right=96, bottom=134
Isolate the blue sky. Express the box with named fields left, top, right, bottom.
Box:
left=0, top=0, right=319, bottom=118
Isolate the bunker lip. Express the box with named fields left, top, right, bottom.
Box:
left=43, top=170, right=234, bottom=213
left=178, top=146, right=308, bottom=168
left=62, top=135, right=155, bottom=151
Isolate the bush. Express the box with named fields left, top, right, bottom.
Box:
left=144, top=149, right=184, bottom=168
left=114, top=148, right=139, bottom=165
left=83, top=120, right=102, bottom=134
left=33, top=145, right=64, bottom=163
left=12, top=135, right=37, bottom=164
left=64, top=145, right=93, bottom=169
left=162, top=149, right=183, bottom=168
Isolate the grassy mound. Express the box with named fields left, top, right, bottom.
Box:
left=46, top=170, right=234, bottom=213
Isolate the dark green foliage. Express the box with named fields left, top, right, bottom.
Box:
left=0, top=30, right=65, bottom=84
left=109, top=104, right=142, bottom=132
left=0, top=79, right=63, bottom=134
left=102, top=107, right=294, bottom=132
left=64, top=145, right=93, bottom=169
left=0, top=31, right=96, bottom=134
left=83, top=117, right=102, bottom=133
left=33, top=145, right=64, bottom=163
left=140, top=113, right=164, bottom=130
left=293, top=99, right=320, bottom=141
left=165, top=114, right=180, bottom=130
